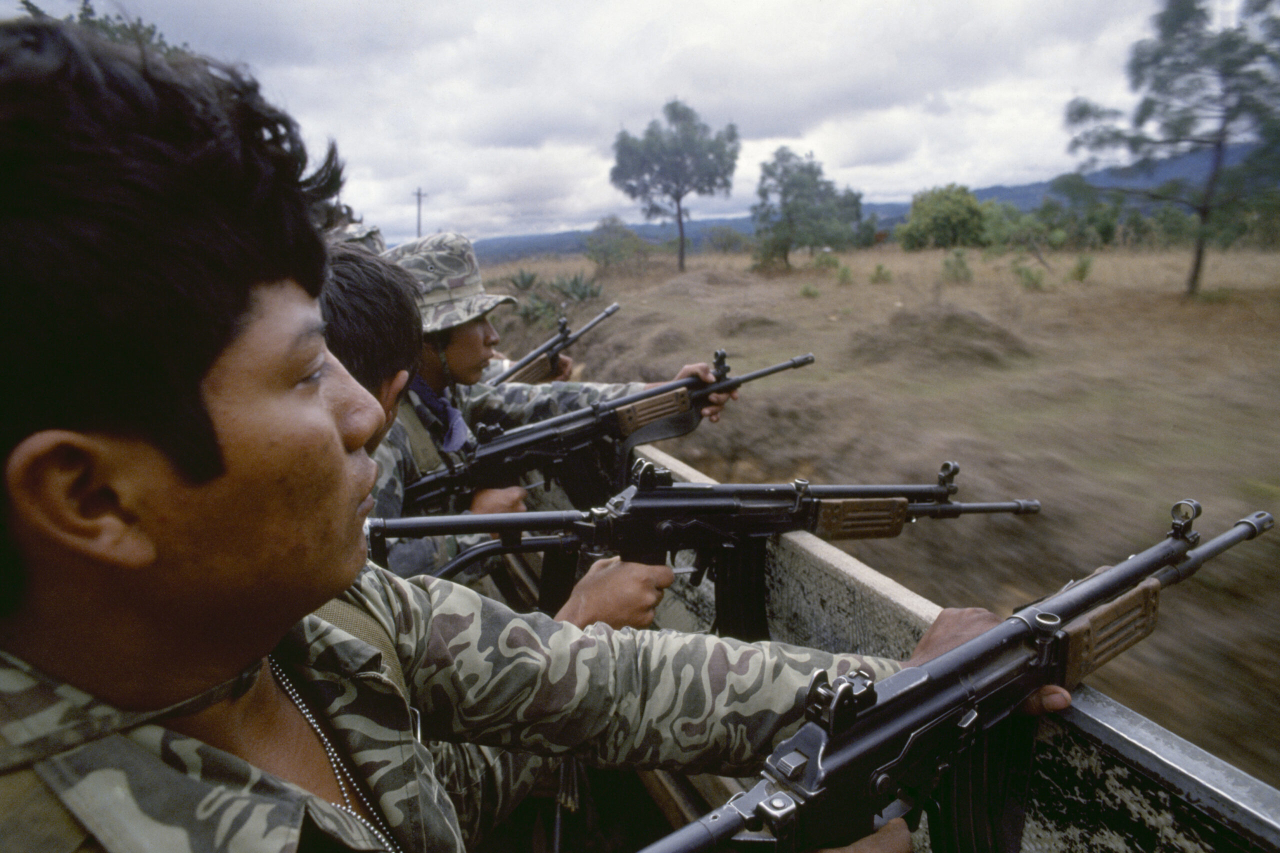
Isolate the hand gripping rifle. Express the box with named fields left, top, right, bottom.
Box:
left=372, top=460, right=1041, bottom=639
left=489, top=302, right=621, bottom=384
left=403, top=350, right=816, bottom=512
left=636, top=501, right=1274, bottom=853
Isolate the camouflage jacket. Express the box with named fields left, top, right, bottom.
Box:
left=372, top=378, right=644, bottom=580
left=0, top=566, right=901, bottom=853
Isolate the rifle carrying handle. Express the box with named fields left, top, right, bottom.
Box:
left=1061, top=575, right=1161, bottom=688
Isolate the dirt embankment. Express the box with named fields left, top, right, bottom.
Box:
left=489, top=247, right=1280, bottom=788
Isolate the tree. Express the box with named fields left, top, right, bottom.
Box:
left=20, top=0, right=190, bottom=57
left=610, top=100, right=740, bottom=271
left=894, top=184, right=986, bottom=250
left=1065, top=0, right=1280, bottom=295
left=750, top=147, right=863, bottom=267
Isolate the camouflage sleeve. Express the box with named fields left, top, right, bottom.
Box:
left=457, top=379, right=646, bottom=431
left=354, top=568, right=900, bottom=778
left=371, top=422, right=414, bottom=519
left=372, top=422, right=490, bottom=581
left=426, top=741, right=558, bottom=849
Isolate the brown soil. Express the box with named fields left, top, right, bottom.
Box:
left=488, top=246, right=1280, bottom=789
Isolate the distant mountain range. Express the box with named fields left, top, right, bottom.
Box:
left=472, top=144, right=1254, bottom=264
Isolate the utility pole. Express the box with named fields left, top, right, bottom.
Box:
left=413, top=188, right=428, bottom=238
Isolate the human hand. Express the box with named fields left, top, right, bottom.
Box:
left=470, top=486, right=527, bottom=516
left=671, top=362, right=738, bottom=423
left=554, top=556, right=675, bottom=629
left=902, top=607, right=999, bottom=667
left=547, top=353, right=574, bottom=382
left=818, top=818, right=910, bottom=853
left=904, top=607, right=1071, bottom=715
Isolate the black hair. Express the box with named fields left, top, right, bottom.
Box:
left=320, top=241, right=423, bottom=394
left=0, top=19, right=340, bottom=613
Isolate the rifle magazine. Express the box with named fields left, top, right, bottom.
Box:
left=815, top=498, right=908, bottom=540
left=1062, top=576, right=1161, bottom=688
left=926, top=713, right=1038, bottom=853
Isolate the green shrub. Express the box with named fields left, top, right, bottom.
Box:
left=549, top=272, right=601, bottom=302
left=584, top=215, right=651, bottom=273
left=1069, top=255, right=1093, bottom=283
left=705, top=225, right=751, bottom=253
left=942, top=249, right=972, bottom=283
left=515, top=293, right=561, bottom=324
left=1195, top=287, right=1232, bottom=304
left=838, top=264, right=853, bottom=285
left=869, top=263, right=892, bottom=284
left=812, top=251, right=840, bottom=272
left=506, top=269, right=539, bottom=291
left=800, top=284, right=821, bottom=298
left=1013, top=261, right=1045, bottom=292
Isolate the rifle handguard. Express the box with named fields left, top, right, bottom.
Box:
left=1061, top=575, right=1161, bottom=688
left=615, top=389, right=692, bottom=436
left=502, top=357, right=556, bottom=384
left=816, top=498, right=909, bottom=540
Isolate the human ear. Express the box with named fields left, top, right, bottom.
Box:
left=377, top=370, right=411, bottom=425
left=5, top=431, right=157, bottom=568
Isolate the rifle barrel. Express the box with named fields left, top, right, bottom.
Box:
left=491, top=302, right=620, bottom=384
left=563, top=302, right=620, bottom=344
left=906, top=499, right=1041, bottom=518
left=1156, top=510, right=1273, bottom=586
left=369, top=510, right=589, bottom=538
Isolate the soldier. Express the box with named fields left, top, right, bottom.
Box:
left=323, top=240, right=670, bottom=847
left=321, top=240, right=674, bottom=630
left=374, top=231, right=737, bottom=600
left=0, top=19, right=1069, bottom=853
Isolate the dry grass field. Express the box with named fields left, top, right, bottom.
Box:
left=484, top=245, right=1280, bottom=788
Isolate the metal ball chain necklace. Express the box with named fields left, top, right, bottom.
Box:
left=267, top=656, right=404, bottom=853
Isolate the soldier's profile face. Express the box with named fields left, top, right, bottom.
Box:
left=136, top=281, right=383, bottom=621
left=444, top=315, right=499, bottom=385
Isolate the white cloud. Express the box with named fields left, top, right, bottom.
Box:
left=16, top=0, right=1163, bottom=243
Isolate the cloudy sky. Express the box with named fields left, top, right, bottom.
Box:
left=23, top=0, right=1178, bottom=245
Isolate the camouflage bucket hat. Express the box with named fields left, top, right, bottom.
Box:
left=336, top=222, right=386, bottom=254
left=382, top=232, right=514, bottom=333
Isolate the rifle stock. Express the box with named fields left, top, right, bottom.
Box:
left=636, top=502, right=1273, bottom=853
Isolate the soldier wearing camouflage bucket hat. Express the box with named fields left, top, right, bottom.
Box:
left=320, top=240, right=704, bottom=846
left=383, top=231, right=515, bottom=335
left=372, top=231, right=742, bottom=592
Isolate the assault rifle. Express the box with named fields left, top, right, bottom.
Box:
left=372, top=460, right=1040, bottom=639
left=490, top=302, right=620, bottom=384
left=637, top=501, right=1274, bottom=853
left=403, top=350, right=816, bottom=512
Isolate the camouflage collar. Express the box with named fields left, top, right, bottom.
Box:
left=0, top=650, right=260, bottom=773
